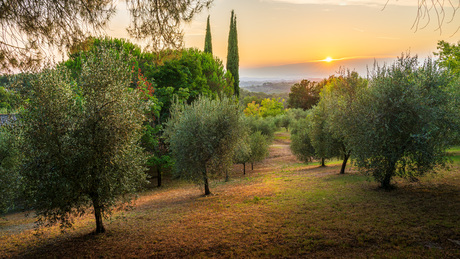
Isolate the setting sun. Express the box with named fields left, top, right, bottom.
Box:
left=324, top=57, right=333, bottom=62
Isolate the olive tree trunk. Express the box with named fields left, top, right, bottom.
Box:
left=92, top=197, right=105, bottom=234
left=203, top=168, right=211, bottom=195
left=340, top=151, right=351, bottom=174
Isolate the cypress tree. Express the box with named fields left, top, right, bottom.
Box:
left=226, top=10, right=239, bottom=97
left=204, top=15, right=213, bottom=54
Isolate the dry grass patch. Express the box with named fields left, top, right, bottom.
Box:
left=1, top=134, right=459, bottom=258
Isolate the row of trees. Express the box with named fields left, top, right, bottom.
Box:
left=0, top=34, right=264, bottom=234
left=289, top=53, right=460, bottom=189
left=204, top=11, right=240, bottom=96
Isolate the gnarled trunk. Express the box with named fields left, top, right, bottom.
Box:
left=92, top=197, right=105, bottom=234
left=381, top=161, right=396, bottom=190
left=157, top=166, right=162, bottom=187
left=203, top=168, right=211, bottom=195
left=340, top=151, right=351, bottom=174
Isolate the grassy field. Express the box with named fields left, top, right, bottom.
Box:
left=1, top=133, right=459, bottom=258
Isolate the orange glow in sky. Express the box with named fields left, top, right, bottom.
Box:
left=177, top=0, right=460, bottom=69
left=106, top=0, right=460, bottom=78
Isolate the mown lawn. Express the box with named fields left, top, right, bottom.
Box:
left=1, top=138, right=459, bottom=258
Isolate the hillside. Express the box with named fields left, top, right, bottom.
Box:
left=1, top=133, right=459, bottom=258
left=241, top=80, right=298, bottom=94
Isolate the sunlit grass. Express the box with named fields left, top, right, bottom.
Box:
left=1, top=138, right=459, bottom=258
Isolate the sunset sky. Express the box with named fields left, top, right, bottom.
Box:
left=109, top=0, right=460, bottom=79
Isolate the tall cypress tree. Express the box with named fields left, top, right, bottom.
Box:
left=226, top=10, right=239, bottom=97
left=204, top=15, right=213, bottom=54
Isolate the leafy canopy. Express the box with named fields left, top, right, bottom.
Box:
left=18, top=47, right=148, bottom=232
left=345, top=55, right=457, bottom=189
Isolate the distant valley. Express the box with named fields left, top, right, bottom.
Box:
left=240, top=57, right=396, bottom=82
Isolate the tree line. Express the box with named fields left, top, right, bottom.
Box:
left=286, top=49, right=460, bottom=190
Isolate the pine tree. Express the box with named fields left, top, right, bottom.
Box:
left=204, top=15, right=213, bottom=54
left=226, top=10, right=239, bottom=97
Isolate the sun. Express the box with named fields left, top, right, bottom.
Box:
left=324, top=57, right=333, bottom=62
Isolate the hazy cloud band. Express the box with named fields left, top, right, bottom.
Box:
left=265, top=0, right=419, bottom=7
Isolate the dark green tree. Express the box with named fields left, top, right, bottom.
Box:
left=226, top=10, right=239, bottom=97
left=288, top=80, right=322, bottom=110
left=204, top=15, right=213, bottom=54
left=146, top=48, right=233, bottom=121
left=0, top=125, right=22, bottom=214
left=19, top=48, right=147, bottom=233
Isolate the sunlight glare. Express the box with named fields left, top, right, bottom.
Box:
left=324, top=57, right=333, bottom=62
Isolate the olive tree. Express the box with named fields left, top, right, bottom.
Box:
left=19, top=48, right=147, bottom=233
left=248, top=131, right=269, bottom=170
left=319, top=71, right=368, bottom=173
left=0, top=125, right=22, bottom=214
left=290, top=117, right=316, bottom=164
left=346, top=56, right=458, bottom=189
left=233, top=136, right=251, bottom=175
left=308, top=101, right=341, bottom=167
left=165, top=96, right=242, bottom=195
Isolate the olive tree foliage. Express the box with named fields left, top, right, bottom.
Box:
left=233, top=121, right=269, bottom=175
left=165, top=96, right=242, bottom=195
left=248, top=131, right=269, bottom=170
left=0, top=0, right=213, bottom=72
left=290, top=117, right=316, bottom=164
left=319, top=71, right=368, bottom=174
left=345, top=56, right=458, bottom=189
left=18, top=48, right=148, bottom=233
left=308, top=101, right=342, bottom=167
left=233, top=131, right=251, bottom=175
left=126, top=0, right=212, bottom=52
left=0, top=125, right=22, bottom=214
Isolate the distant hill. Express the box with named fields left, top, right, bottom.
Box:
left=240, top=80, right=297, bottom=94
left=240, top=57, right=395, bottom=80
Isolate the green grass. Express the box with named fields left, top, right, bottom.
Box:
left=447, top=146, right=460, bottom=152
left=1, top=142, right=459, bottom=258
left=447, top=146, right=460, bottom=164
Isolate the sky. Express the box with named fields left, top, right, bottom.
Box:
left=108, top=0, right=460, bottom=79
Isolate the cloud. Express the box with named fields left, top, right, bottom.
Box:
left=264, top=0, right=418, bottom=7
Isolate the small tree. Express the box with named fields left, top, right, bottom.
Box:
left=19, top=48, right=148, bottom=233
left=308, top=102, right=341, bottom=167
left=290, top=118, right=316, bottom=163
left=317, top=71, right=367, bottom=173
left=248, top=131, right=269, bottom=170
left=165, top=96, right=242, bottom=195
left=233, top=137, right=251, bottom=175
left=346, top=56, right=457, bottom=189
